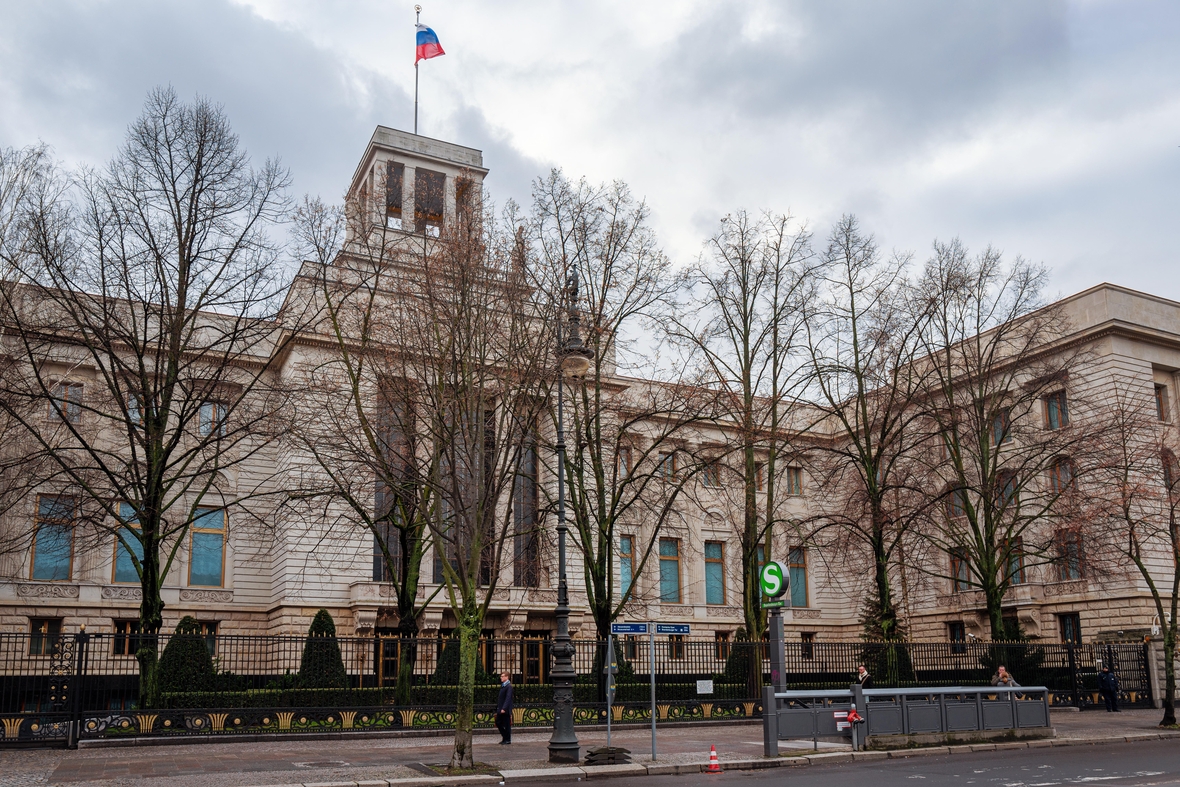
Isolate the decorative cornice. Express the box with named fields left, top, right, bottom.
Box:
left=706, top=606, right=741, bottom=618
left=660, top=605, right=695, bottom=617
left=179, top=589, right=233, bottom=603
left=1044, top=580, right=1087, bottom=597
left=18, top=583, right=79, bottom=599
left=527, top=589, right=557, bottom=604
left=101, top=586, right=141, bottom=600
left=791, top=609, right=822, bottom=620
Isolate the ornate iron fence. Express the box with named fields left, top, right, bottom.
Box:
left=0, top=632, right=1151, bottom=747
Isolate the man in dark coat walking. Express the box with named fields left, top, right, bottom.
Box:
left=1098, top=666, right=1121, bottom=712
left=496, top=671, right=514, bottom=743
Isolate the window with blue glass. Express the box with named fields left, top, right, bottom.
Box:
left=31, top=496, right=74, bottom=581
left=704, top=541, right=725, bottom=605
left=619, top=535, right=634, bottom=598
left=789, top=547, right=808, bottom=608
left=189, top=508, right=225, bottom=587
left=658, top=538, right=681, bottom=603
left=113, top=503, right=144, bottom=583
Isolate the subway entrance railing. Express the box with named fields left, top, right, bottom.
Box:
left=0, top=632, right=1152, bottom=747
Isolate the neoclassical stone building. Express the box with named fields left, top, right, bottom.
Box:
left=1, top=127, right=1177, bottom=654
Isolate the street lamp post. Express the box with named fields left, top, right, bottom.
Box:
left=549, top=272, right=592, bottom=765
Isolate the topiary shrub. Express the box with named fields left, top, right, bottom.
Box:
left=158, top=616, right=215, bottom=693
left=298, top=609, right=348, bottom=689
left=430, top=634, right=493, bottom=685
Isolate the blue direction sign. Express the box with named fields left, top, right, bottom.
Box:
left=611, top=623, right=650, bottom=634
left=655, top=624, right=691, bottom=635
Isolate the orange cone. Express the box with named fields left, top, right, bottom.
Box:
left=706, top=744, right=722, bottom=774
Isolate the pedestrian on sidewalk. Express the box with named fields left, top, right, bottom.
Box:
left=1098, top=666, right=1121, bottom=712
left=496, top=671, right=514, bottom=744
left=991, top=665, right=1020, bottom=688
left=857, top=665, right=873, bottom=689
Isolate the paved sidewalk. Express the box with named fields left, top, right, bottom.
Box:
left=0, top=708, right=1174, bottom=787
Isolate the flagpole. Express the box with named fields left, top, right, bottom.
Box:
left=414, top=5, right=421, bottom=135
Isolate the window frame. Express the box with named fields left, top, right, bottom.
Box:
left=616, top=446, right=633, bottom=481
left=1044, top=390, right=1069, bottom=430
left=754, top=463, right=765, bottom=492
left=188, top=507, right=227, bottom=588
left=1054, top=529, right=1084, bottom=581
left=1059, top=612, right=1082, bottom=644
left=31, top=495, right=75, bottom=582
left=1005, top=537, right=1025, bottom=585
left=714, top=631, right=731, bottom=660
left=112, top=502, right=144, bottom=584
left=701, top=461, right=722, bottom=488
left=49, top=382, right=83, bottom=423
left=992, top=407, right=1012, bottom=447
left=29, top=618, right=62, bottom=656
left=1156, top=384, right=1171, bottom=423
left=948, top=621, right=967, bottom=653
left=657, top=451, right=677, bottom=481
left=788, top=547, right=808, bottom=607
left=785, top=467, right=803, bottom=496
left=112, top=619, right=142, bottom=656
left=704, top=540, right=726, bottom=605
left=618, top=534, right=635, bottom=598
left=950, top=547, right=971, bottom=592
left=658, top=537, right=681, bottom=603
left=199, top=401, right=228, bottom=438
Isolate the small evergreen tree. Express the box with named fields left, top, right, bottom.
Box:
left=298, top=609, right=348, bottom=689
left=157, top=616, right=215, bottom=694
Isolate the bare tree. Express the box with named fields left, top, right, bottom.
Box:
left=527, top=172, right=711, bottom=649
left=286, top=189, right=438, bottom=705
left=1089, top=378, right=1180, bottom=725
left=801, top=215, right=930, bottom=641
left=911, top=239, right=1098, bottom=639
left=667, top=211, right=813, bottom=696
left=0, top=89, right=304, bottom=706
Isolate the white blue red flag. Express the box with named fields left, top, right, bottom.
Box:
left=415, top=24, right=445, bottom=64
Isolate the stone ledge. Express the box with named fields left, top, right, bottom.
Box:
left=887, top=747, right=950, bottom=757
left=500, top=766, right=585, bottom=782
left=582, top=764, right=648, bottom=779
left=643, top=763, right=703, bottom=776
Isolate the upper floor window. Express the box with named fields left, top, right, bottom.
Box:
left=754, top=463, right=765, bottom=492
left=619, top=535, right=634, bottom=598
left=199, top=401, right=227, bottom=438
left=113, top=502, right=144, bottom=584
left=1054, top=529, right=1084, bottom=581
left=657, top=451, right=677, bottom=480
left=32, top=496, right=74, bottom=581
left=414, top=169, right=445, bottom=237
left=785, top=467, right=803, bottom=496
left=992, top=408, right=1012, bottom=447
left=1048, top=457, right=1075, bottom=495
left=658, top=538, right=681, bottom=603
left=701, top=462, right=722, bottom=488
left=950, top=548, right=971, bottom=592
left=1156, top=384, right=1171, bottom=422
left=1005, top=537, right=1025, bottom=585
left=385, top=160, right=405, bottom=229
left=789, top=547, right=808, bottom=607
left=616, top=446, right=633, bottom=481
left=995, top=470, right=1019, bottom=509
left=1044, top=391, right=1069, bottom=430
left=704, top=541, right=725, bottom=605
left=944, top=487, right=968, bottom=520
left=50, top=382, right=83, bottom=423
left=189, top=508, right=226, bottom=587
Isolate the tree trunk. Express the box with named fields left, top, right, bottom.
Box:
left=449, top=616, right=481, bottom=769
left=136, top=542, right=164, bottom=709
left=985, top=584, right=1007, bottom=640
left=395, top=614, right=419, bottom=706
left=1162, top=627, right=1176, bottom=727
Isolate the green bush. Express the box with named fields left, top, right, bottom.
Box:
left=298, top=610, right=348, bottom=689
left=430, top=635, right=494, bottom=685
left=161, top=686, right=393, bottom=709
left=158, top=616, right=215, bottom=693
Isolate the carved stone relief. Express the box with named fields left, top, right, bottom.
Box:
left=100, top=586, right=141, bottom=601
left=178, top=589, right=233, bottom=603
left=18, top=583, right=80, bottom=599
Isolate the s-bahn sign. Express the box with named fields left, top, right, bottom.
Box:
left=759, top=560, right=790, bottom=598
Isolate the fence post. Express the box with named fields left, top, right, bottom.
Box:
left=67, top=628, right=89, bottom=749
left=1066, top=644, right=1080, bottom=708
left=762, top=684, right=778, bottom=757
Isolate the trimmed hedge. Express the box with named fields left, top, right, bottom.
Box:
left=299, top=610, right=348, bottom=689
left=158, top=616, right=214, bottom=693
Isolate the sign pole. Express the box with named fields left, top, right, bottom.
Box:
left=650, top=624, right=656, bottom=761
left=605, top=634, right=613, bottom=750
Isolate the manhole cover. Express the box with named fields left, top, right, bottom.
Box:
left=294, top=761, right=350, bottom=768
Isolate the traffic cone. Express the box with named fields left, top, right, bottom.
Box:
left=705, top=744, right=722, bottom=774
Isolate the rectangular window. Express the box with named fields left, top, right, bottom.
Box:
left=657, top=451, right=676, bottom=480
left=1048, top=458, right=1074, bottom=495
left=667, top=634, right=685, bottom=660
left=385, top=160, right=405, bottom=226
left=789, top=547, right=808, bottom=608
left=785, top=467, right=803, bottom=496
left=616, top=446, right=633, bottom=481
left=199, top=620, right=219, bottom=656
left=754, top=463, right=764, bottom=492
left=658, top=538, right=681, bottom=603
left=1156, top=384, right=1170, bottom=422
left=714, top=631, right=731, bottom=660
left=29, top=618, right=61, bottom=656
left=624, top=635, right=638, bottom=661
left=1059, top=612, right=1082, bottom=644
left=800, top=632, right=815, bottom=660
left=32, top=496, right=74, bottom=581
left=996, top=470, right=1019, bottom=509
left=992, top=407, right=1012, bottom=446
left=1055, top=530, right=1084, bottom=581
left=1045, top=391, right=1069, bottom=430
left=49, top=382, right=83, bottom=423
left=199, top=401, right=227, bottom=437
left=513, top=427, right=540, bottom=588
left=113, top=502, right=144, bottom=584
left=704, top=541, right=725, bottom=605
left=189, top=508, right=226, bottom=587
left=127, top=394, right=144, bottom=428
left=945, top=488, right=968, bottom=520
left=950, top=548, right=970, bottom=592
left=1006, top=537, right=1025, bottom=585
left=701, top=462, right=722, bottom=488
left=756, top=544, right=765, bottom=569
left=948, top=621, right=967, bottom=654
left=112, top=620, right=141, bottom=656
left=619, top=535, right=634, bottom=598
left=414, top=168, right=445, bottom=236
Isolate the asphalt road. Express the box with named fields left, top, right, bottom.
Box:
left=520, top=740, right=1180, bottom=787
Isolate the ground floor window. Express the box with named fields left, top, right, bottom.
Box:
left=948, top=621, right=966, bottom=653
left=1059, top=612, right=1082, bottom=644
left=29, top=618, right=61, bottom=656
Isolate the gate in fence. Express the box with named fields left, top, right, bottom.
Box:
left=0, top=631, right=1155, bottom=747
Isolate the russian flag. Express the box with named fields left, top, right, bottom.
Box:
left=415, top=24, right=445, bottom=64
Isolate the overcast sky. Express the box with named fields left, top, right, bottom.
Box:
left=2, top=1, right=1178, bottom=300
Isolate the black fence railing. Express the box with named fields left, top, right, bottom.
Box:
left=0, top=633, right=1152, bottom=747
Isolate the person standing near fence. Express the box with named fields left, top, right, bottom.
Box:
left=857, top=665, right=873, bottom=689
left=496, top=671, right=514, bottom=744
left=991, top=665, right=1020, bottom=687
left=1098, top=666, right=1121, bottom=712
